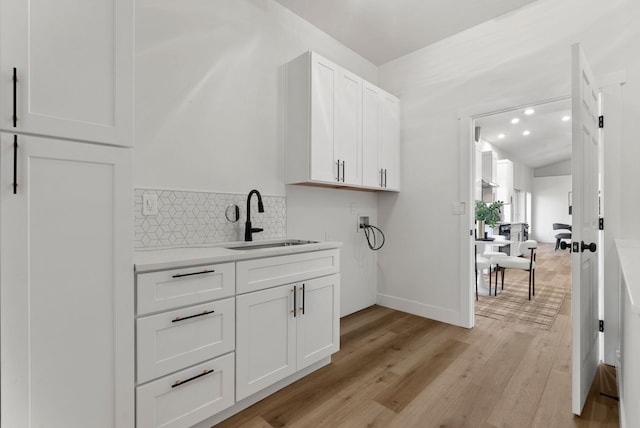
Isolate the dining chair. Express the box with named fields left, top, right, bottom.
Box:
left=494, top=240, right=538, bottom=300
left=553, top=223, right=572, bottom=251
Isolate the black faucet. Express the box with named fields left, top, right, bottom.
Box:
left=244, top=189, right=265, bottom=241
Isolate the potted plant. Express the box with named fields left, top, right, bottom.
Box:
left=475, top=201, right=503, bottom=239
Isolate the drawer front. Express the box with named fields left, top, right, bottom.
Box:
left=236, top=249, right=340, bottom=294
left=137, top=298, right=235, bottom=384
left=136, top=353, right=234, bottom=428
left=137, top=262, right=235, bottom=315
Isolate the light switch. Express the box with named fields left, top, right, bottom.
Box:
left=451, top=202, right=465, bottom=215
left=142, top=194, right=158, bottom=216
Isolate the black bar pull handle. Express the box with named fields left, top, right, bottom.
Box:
left=291, top=287, right=297, bottom=317
left=341, top=161, right=345, bottom=182
left=12, top=67, right=17, bottom=127
left=13, top=135, right=18, bottom=194
left=171, top=369, right=214, bottom=389
left=336, top=159, right=341, bottom=182
left=300, top=284, right=305, bottom=315
left=172, top=309, right=214, bottom=323
left=384, top=169, right=387, bottom=188
left=172, top=269, right=215, bottom=278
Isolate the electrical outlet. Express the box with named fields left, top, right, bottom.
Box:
left=357, top=215, right=370, bottom=232
left=142, top=194, right=158, bottom=216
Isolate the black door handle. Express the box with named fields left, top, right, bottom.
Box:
left=13, top=135, right=18, bottom=194
left=581, top=241, right=597, bottom=253
left=13, top=67, right=18, bottom=127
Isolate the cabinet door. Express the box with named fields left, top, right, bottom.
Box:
left=335, top=68, right=362, bottom=185
left=379, top=93, right=400, bottom=190
left=362, top=82, right=381, bottom=188
left=0, top=134, right=133, bottom=427
left=310, top=53, right=338, bottom=183
left=296, top=274, right=340, bottom=370
left=0, top=0, right=133, bottom=146
left=236, top=284, right=296, bottom=400
left=496, top=159, right=514, bottom=205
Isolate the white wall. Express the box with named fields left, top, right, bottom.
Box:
left=287, top=186, right=378, bottom=316
left=535, top=159, right=571, bottom=177
left=532, top=175, right=572, bottom=243
left=377, top=0, right=640, bottom=327
left=135, top=0, right=381, bottom=316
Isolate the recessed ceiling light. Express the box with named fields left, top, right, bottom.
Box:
left=511, top=118, right=520, bottom=124
left=562, top=115, right=571, bottom=122
left=498, top=133, right=505, bottom=139
left=523, top=130, right=531, bottom=136
left=524, top=108, right=535, bottom=115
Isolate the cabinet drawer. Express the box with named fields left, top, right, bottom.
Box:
left=136, top=353, right=234, bottom=428
left=137, top=298, right=235, bottom=384
left=236, top=249, right=340, bottom=294
left=137, top=262, right=235, bottom=315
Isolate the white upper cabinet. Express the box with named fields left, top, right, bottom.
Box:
left=497, top=159, right=514, bottom=204
left=334, top=67, right=362, bottom=186
left=378, top=92, right=400, bottom=190
left=0, top=0, right=133, bottom=147
left=308, top=54, right=338, bottom=183
left=362, top=82, right=400, bottom=190
left=286, top=51, right=399, bottom=191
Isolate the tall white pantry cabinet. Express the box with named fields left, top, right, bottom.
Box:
left=0, top=0, right=134, bottom=427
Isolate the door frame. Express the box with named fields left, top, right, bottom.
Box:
left=457, top=95, right=570, bottom=328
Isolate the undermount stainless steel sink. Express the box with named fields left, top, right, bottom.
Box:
left=224, top=239, right=318, bottom=251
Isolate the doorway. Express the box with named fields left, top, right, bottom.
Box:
left=471, top=97, right=572, bottom=329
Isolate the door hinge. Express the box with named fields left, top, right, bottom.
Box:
left=599, top=320, right=604, bottom=333
left=599, top=115, right=604, bottom=128
left=599, top=217, right=604, bottom=230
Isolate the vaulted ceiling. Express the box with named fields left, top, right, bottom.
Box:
left=273, top=0, right=538, bottom=65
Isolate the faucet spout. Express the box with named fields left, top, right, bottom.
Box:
left=245, top=189, right=265, bottom=241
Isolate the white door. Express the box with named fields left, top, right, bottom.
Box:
left=296, top=275, right=340, bottom=370
left=571, top=43, right=601, bottom=416
left=235, top=284, right=297, bottom=400
left=0, top=0, right=133, bottom=146
left=0, top=134, right=133, bottom=427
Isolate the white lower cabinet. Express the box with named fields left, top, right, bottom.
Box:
left=135, top=248, right=341, bottom=426
left=296, top=275, right=340, bottom=369
left=236, top=274, right=340, bottom=401
left=136, top=298, right=235, bottom=384
left=136, top=353, right=235, bottom=428
left=236, top=285, right=297, bottom=399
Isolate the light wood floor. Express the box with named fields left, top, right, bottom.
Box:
left=216, top=243, right=619, bottom=427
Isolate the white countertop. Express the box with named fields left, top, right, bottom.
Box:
left=134, top=238, right=343, bottom=273
left=615, top=239, right=640, bottom=315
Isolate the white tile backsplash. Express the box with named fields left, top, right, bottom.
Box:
left=134, top=189, right=286, bottom=249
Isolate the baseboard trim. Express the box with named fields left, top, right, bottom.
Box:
left=376, top=293, right=464, bottom=327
